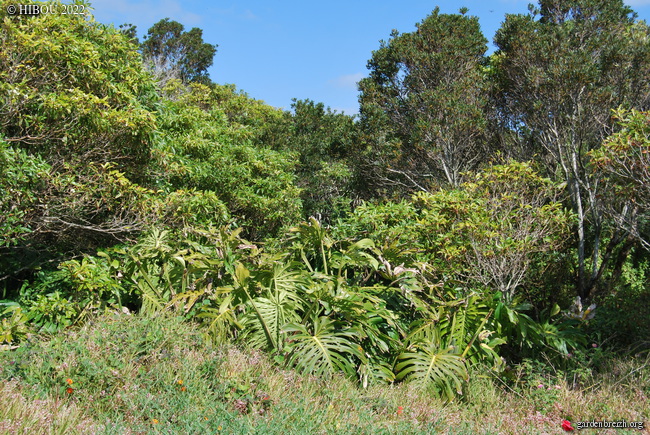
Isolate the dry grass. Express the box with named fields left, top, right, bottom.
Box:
left=0, top=379, right=101, bottom=434
left=0, top=312, right=648, bottom=434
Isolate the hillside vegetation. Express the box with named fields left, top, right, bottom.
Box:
left=1, top=1, right=649, bottom=433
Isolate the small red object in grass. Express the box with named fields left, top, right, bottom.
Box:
left=66, top=387, right=74, bottom=394
left=397, top=406, right=404, bottom=415
left=561, top=419, right=575, bottom=431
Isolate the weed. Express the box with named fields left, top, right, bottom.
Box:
left=0, top=312, right=647, bottom=434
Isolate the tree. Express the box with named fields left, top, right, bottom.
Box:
left=141, top=18, right=217, bottom=85
left=152, top=80, right=303, bottom=239
left=0, top=4, right=160, bottom=284
left=492, top=0, right=650, bottom=300
left=461, top=162, right=572, bottom=305
left=591, top=109, right=650, bottom=251
left=358, top=7, right=490, bottom=191
left=118, top=23, right=139, bottom=45
left=0, top=6, right=158, bottom=169
left=288, top=99, right=357, bottom=221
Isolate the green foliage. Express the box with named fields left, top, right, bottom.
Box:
left=14, top=249, right=130, bottom=333
left=0, top=303, right=29, bottom=346
left=337, top=162, right=571, bottom=304
left=4, top=0, right=647, bottom=409
left=0, top=0, right=162, bottom=286
left=209, top=83, right=291, bottom=150
left=358, top=7, right=490, bottom=191
left=493, top=0, right=650, bottom=300
left=0, top=140, right=49, bottom=247
left=590, top=251, right=650, bottom=349
left=34, top=162, right=160, bottom=249
left=225, top=219, right=395, bottom=384
left=23, top=291, right=78, bottom=334
left=161, top=189, right=230, bottom=230
left=461, top=161, right=573, bottom=304
left=153, top=80, right=302, bottom=239
left=492, top=296, right=587, bottom=366
left=287, top=99, right=357, bottom=221
left=57, top=255, right=129, bottom=308
left=238, top=262, right=305, bottom=352
left=235, top=219, right=500, bottom=394
left=141, top=18, right=217, bottom=85
left=35, top=160, right=573, bottom=398
left=396, top=288, right=503, bottom=398
left=493, top=0, right=649, bottom=153
left=283, top=316, right=364, bottom=379
left=591, top=109, right=650, bottom=250
left=1, top=208, right=589, bottom=399
left=0, top=0, right=158, bottom=170
left=395, top=339, right=468, bottom=400
left=118, top=228, right=220, bottom=315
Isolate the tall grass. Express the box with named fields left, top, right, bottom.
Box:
left=0, top=312, right=647, bottom=434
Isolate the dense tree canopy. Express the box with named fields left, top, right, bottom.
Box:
left=591, top=109, right=650, bottom=251
left=0, top=7, right=158, bottom=168
left=0, top=4, right=297, bottom=283
left=285, top=99, right=356, bottom=221
left=493, top=0, right=650, bottom=300
left=141, top=18, right=217, bottom=85
left=358, top=7, right=490, bottom=191
left=0, top=3, right=160, bottom=278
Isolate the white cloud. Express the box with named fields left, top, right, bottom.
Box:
left=329, top=73, right=364, bottom=89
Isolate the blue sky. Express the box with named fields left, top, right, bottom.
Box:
left=90, top=0, right=650, bottom=115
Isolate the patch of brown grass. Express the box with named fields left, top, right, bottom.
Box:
left=0, top=379, right=101, bottom=435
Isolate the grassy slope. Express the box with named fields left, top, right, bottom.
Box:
left=0, top=313, right=647, bottom=435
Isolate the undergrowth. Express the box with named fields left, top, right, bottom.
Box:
left=0, top=312, right=647, bottom=434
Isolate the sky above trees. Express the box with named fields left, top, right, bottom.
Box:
left=92, top=0, right=650, bottom=114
